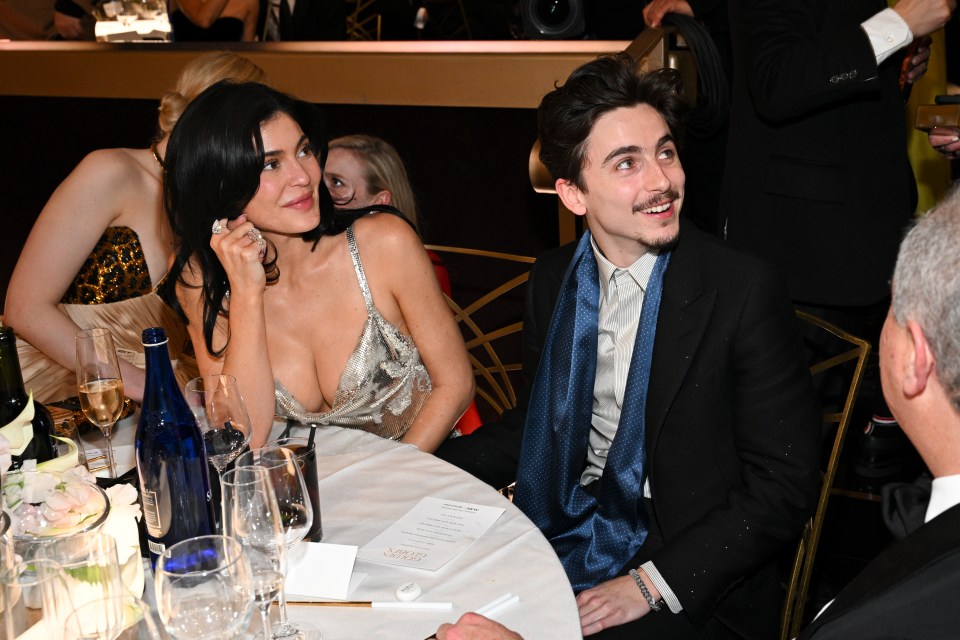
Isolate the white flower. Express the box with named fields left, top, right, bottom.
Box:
left=0, top=432, right=10, bottom=473
left=102, top=482, right=142, bottom=566
left=20, top=469, right=58, bottom=504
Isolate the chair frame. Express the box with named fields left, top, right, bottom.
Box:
left=780, top=310, right=872, bottom=640
left=346, top=0, right=381, bottom=41
left=424, top=244, right=534, bottom=417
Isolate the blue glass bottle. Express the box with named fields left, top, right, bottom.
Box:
left=136, top=327, right=215, bottom=566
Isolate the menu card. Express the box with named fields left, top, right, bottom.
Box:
left=358, top=497, right=505, bottom=571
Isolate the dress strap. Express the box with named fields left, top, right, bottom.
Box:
left=346, top=225, right=375, bottom=311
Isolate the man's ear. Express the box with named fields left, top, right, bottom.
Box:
left=903, top=320, right=936, bottom=397
left=373, top=191, right=392, bottom=206
left=556, top=179, right=587, bottom=216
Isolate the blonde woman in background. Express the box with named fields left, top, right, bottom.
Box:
left=325, top=134, right=483, bottom=434
left=4, top=52, right=265, bottom=403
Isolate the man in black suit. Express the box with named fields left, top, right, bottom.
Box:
left=437, top=54, right=821, bottom=638
left=258, top=0, right=345, bottom=40
left=798, top=186, right=960, bottom=639
left=722, top=0, right=955, bottom=476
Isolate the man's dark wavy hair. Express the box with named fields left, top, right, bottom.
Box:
left=537, top=53, right=687, bottom=191
left=160, top=80, right=364, bottom=357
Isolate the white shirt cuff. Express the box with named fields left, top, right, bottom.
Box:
left=639, top=561, right=683, bottom=614
left=862, top=8, right=913, bottom=65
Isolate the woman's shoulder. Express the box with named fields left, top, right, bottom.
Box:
left=70, top=148, right=154, bottom=188
left=351, top=211, right=421, bottom=251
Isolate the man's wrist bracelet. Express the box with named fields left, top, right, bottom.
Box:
left=628, top=568, right=662, bottom=612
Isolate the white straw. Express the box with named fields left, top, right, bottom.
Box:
left=480, top=594, right=520, bottom=620
left=475, top=593, right=514, bottom=616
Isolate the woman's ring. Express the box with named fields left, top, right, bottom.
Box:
left=247, top=228, right=263, bottom=243
left=211, top=219, right=224, bottom=235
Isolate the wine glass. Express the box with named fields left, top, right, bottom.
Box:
left=155, top=535, right=253, bottom=640
left=222, top=465, right=287, bottom=640
left=65, top=594, right=167, bottom=640
left=237, top=446, right=320, bottom=639
left=76, top=328, right=125, bottom=479
left=185, top=375, right=253, bottom=480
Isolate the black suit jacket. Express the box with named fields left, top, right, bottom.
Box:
left=800, top=502, right=960, bottom=639
left=438, top=225, right=821, bottom=636
left=721, top=0, right=916, bottom=306
left=257, top=0, right=345, bottom=40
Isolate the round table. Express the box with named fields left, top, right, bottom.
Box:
left=277, top=424, right=582, bottom=640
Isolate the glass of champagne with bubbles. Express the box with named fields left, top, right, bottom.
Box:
left=76, top=328, right=125, bottom=478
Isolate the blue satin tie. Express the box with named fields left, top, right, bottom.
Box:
left=515, top=230, right=671, bottom=591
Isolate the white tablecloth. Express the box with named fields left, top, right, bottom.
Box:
left=276, top=424, right=582, bottom=640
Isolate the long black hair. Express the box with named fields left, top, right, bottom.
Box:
left=160, top=81, right=365, bottom=357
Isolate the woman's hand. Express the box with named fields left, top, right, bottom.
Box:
left=209, top=214, right=267, bottom=297
left=929, top=126, right=960, bottom=159
left=577, top=574, right=657, bottom=636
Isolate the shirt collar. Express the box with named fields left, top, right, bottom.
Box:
left=590, top=235, right=658, bottom=302
left=925, top=473, right=960, bottom=523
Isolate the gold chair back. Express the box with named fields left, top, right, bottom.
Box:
left=424, top=245, right=534, bottom=420
left=346, top=0, right=381, bottom=40
left=780, top=310, right=871, bottom=640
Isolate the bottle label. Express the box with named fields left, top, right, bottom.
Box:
left=142, top=489, right=163, bottom=537
left=148, top=540, right=166, bottom=556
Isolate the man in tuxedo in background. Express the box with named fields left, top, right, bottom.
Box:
left=438, top=53, right=821, bottom=638
left=798, top=187, right=960, bottom=639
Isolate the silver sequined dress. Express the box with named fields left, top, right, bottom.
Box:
left=274, top=224, right=432, bottom=440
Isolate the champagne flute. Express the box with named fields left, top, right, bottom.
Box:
left=237, top=446, right=320, bottom=640
left=155, top=535, right=253, bottom=640
left=185, top=375, right=252, bottom=479
left=222, top=465, right=287, bottom=640
left=76, top=328, right=125, bottom=478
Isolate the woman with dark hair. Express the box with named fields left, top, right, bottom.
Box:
left=163, top=82, right=474, bottom=450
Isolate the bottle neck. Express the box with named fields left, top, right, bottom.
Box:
left=0, top=332, right=27, bottom=401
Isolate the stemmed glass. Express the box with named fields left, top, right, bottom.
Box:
left=76, top=328, right=125, bottom=478
left=222, top=465, right=287, bottom=640
left=237, top=446, right=320, bottom=640
left=155, top=535, right=253, bottom=640
left=185, top=375, right=253, bottom=481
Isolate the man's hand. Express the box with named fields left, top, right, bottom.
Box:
left=53, top=10, right=86, bottom=39
left=929, top=126, right=960, bottom=158
left=893, top=0, right=955, bottom=38
left=435, top=613, right=523, bottom=640
left=642, top=0, right=694, bottom=29
left=576, top=573, right=658, bottom=636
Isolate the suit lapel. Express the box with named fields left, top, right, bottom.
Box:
left=646, top=228, right=715, bottom=449
left=803, top=503, right=960, bottom=637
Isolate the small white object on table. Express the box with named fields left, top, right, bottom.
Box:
left=273, top=423, right=581, bottom=640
